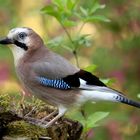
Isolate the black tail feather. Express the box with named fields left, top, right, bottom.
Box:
left=117, top=95, right=140, bottom=108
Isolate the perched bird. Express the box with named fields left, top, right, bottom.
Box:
left=0, top=27, right=140, bottom=127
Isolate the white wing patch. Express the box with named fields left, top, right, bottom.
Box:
left=79, top=78, right=98, bottom=90
left=79, top=78, right=86, bottom=88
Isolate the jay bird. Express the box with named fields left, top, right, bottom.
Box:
left=0, top=27, right=140, bottom=128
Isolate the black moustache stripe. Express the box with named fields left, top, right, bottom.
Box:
left=14, top=40, right=28, bottom=51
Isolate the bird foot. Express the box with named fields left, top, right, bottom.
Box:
left=23, top=110, right=59, bottom=128
left=23, top=108, right=65, bottom=128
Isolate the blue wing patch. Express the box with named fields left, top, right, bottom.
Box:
left=36, top=77, right=71, bottom=90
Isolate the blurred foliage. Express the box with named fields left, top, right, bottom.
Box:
left=0, top=0, right=140, bottom=140
left=41, top=0, right=109, bottom=66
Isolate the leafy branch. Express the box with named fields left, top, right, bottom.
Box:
left=41, top=0, right=109, bottom=67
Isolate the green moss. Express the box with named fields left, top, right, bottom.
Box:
left=7, top=121, right=48, bottom=139
left=0, top=94, right=11, bottom=112
left=0, top=93, right=50, bottom=139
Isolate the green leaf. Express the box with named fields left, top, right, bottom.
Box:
left=80, top=6, right=88, bottom=16
left=61, top=45, right=73, bottom=52
left=42, top=5, right=73, bottom=23
left=84, top=112, right=109, bottom=132
left=89, top=2, right=106, bottom=14
left=41, top=5, right=59, bottom=18
left=73, top=34, right=91, bottom=49
left=84, top=64, right=97, bottom=73
left=67, top=0, right=75, bottom=10
left=61, top=19, right=77, bottom=27
left=53, top=0, right=67, bottom=7
left=74, top=12, right=82, bottom=19
left=67, top=111, right=86, bottom=127
left=101, top=78, right=116, bottom=86
left=83, top=15, right=110, bottom=22
left=41, top=5, right=55, bottom=13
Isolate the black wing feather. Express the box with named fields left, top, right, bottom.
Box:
left=78, top=70, right=106, bottom=87
left=63, top=69, right=106, bottom=87
left=63, top=73, right=80, bottom=87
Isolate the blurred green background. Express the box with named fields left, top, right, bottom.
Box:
left=0, top=0, right=140, bottom=140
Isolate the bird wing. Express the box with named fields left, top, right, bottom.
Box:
left=35, top=69, right=106, bottom=90
left=32, top=51, right=80, bottom=79
left=31, top=50, right=106, bottom=90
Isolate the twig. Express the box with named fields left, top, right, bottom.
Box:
left=60, top=21, right=74, bottom=45
left=59, top=21, right=80, bottom=67
left=78, top=22, right=86, bottom=35
left=73, top=50, right=79, bottom=67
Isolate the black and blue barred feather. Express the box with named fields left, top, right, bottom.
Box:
left=37, top=77, right=71, bottom=89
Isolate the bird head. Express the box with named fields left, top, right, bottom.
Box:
left=0, top=27, right=44, bottom=51
left=0, top=27, right=44, bottom=65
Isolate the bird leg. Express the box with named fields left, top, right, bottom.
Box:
left=43, top=105, right=67, bottom=128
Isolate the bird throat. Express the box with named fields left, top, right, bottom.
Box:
left=10, top=45, right=26, bottom=66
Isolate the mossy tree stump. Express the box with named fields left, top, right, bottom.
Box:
left=0, top=110, right=83, bottom=140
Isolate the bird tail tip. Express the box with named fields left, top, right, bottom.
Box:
left=117, top=95, right=140, bottom=108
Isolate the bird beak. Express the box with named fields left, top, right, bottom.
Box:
left=0, top=37, right=13, bottom=45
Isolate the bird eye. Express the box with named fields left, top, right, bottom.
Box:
left=18, top=32, right=27, bottom=39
